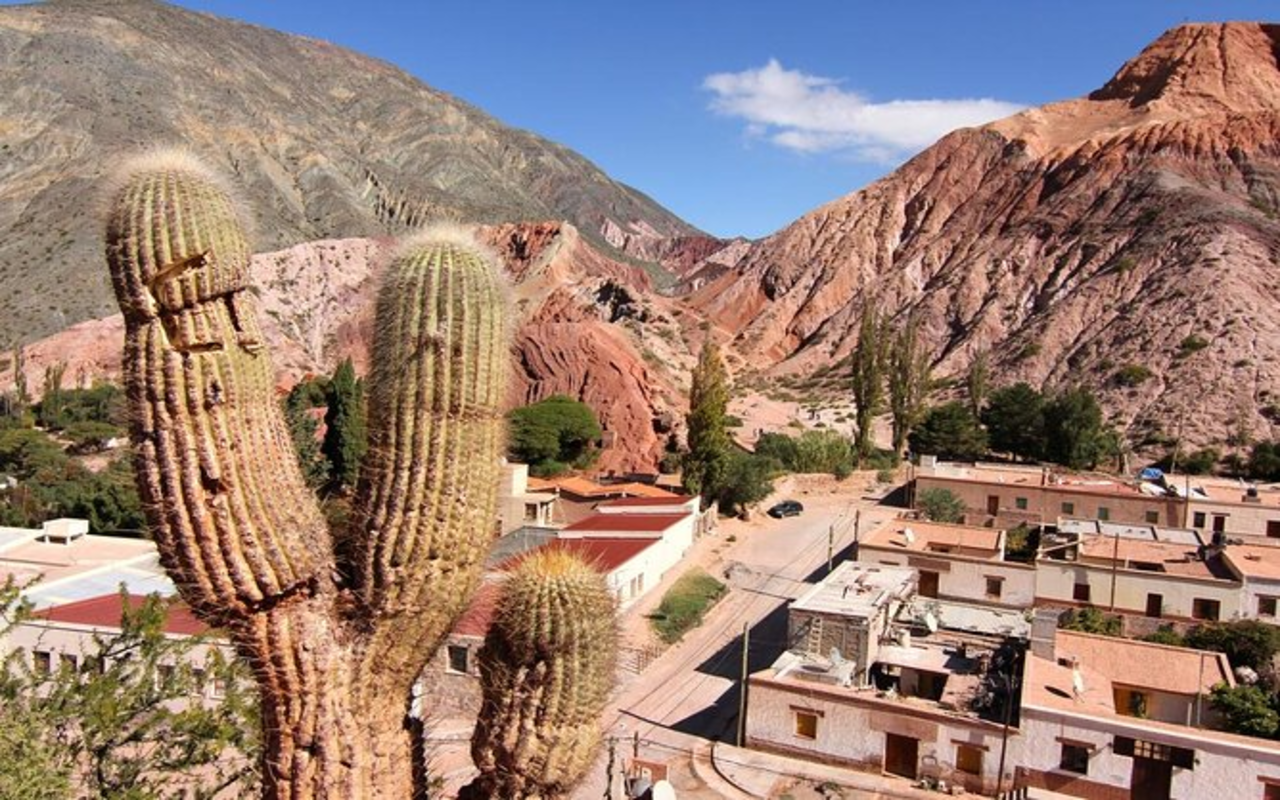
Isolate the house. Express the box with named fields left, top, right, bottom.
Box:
left=1010, top=626, right=1280, bottom=800
left=497, top=462, right=557, bottom=535
left=1035, top=520, right=1243, bottom=625
left=1220, top=541, right=1280, bottom=623
left=0, top=519, right=174, bottom=609
left=1182, top=476, right=1280, bottom=540
left=559, top=502, right=699, bottom=595
left=857, top=518, right=1036, bottom=608
left=914, top=461, right=1183, bottom=530
left=746, top=562, right=1023, bottom=794
left=528, top=475, right=683, bottom=525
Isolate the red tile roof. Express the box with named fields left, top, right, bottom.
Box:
left=451, top=582, right=502, bottom=638
left=599, top=496, right=690, bottom=508
left=35, top=594, right=207, bottom=637
left=563, top=513, right=688, bottom=533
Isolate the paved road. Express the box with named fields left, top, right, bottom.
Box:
left=575, top=481, right=900, bottom=798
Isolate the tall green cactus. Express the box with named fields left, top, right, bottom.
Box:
left=103, top=150, right=511, bottom=799
left=468, top=549, right=618, bottom=800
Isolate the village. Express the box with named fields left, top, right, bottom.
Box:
left=6, top=455, right=1280, bottom=799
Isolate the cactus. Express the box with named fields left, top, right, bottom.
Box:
left=103, top=150, right=510, bottom=799
left=468, top=549, right=618, bottom=800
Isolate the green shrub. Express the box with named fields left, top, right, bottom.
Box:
left=875, top=468, right=895, bottom=484
left=1178, top=334, right=1210, bottom=357
left=917, top=487, right=964, bottom=524
left=1058, top=607, right=1121, bottom=637
left=1113, top=364, right=1153, bottom=387
left=650, top=569, right=727, bottom=644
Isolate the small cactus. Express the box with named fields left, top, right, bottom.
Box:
left=469, top=549, right=618, bottom=800
left=103, top=151, right=512, bottom=798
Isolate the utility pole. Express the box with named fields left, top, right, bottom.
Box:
left=604, top=736, right=616, bottom=800
left=827, top=523, right=835, bottom=574
left=737, top=621, right=750, bottom=747
left=995, top=649, right=1020, bottom=797
left=853, top=509, right=861, bottom=561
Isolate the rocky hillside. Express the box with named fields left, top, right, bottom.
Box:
left=0, top=0, right=698, bottom=343
left=689, top=22, right=1280, bottom=450
left=8, top=222, right=705, bottom=475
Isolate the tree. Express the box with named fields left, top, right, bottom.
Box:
left=684, top=341, right=733, bottom=506
left=916, top=487, right=964, bottom=523
left=101, top=156, right=598, bottom=797
left=888, top=316, right=932, bottom=458
left=321, top=358, right=367, bottom=494
left=0, top=585, right=258, bottom=798
left=1210, top=684, right=1280, bottom=739
left=1057, top=607, right=1121, bottom=637
left=35, top=361, right=68, bottom=429
left=283, top=383, right=331, bottom=489
left=1042, top=387, right=1106, bottom=470
left=966, top=348, right=989, bottom=419
left=1249, top=441, right=1280, bottom=482
left=851, top=309, right=888, bottom=460
left=982, top=383, right=1046, bottom=461
left=909, top=402, right=988, bottom=461
left=754, top=432, right=800, bottom=467
left=714, top=452, right=780, bottom=517
left=507, top=395, right=602, bottom=477
left=1185, top=620, right=1280, bottom=673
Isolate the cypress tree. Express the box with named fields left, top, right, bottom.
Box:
left=889, top=316, right=932, bottom=458
left=322, top=358, right=367, bottom=493
left=684, top=341, right=731, bottom=508
left=851, top=309, right=887, bottom=461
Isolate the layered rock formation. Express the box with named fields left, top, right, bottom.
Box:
left=690, top=22, right=1280, bottom=449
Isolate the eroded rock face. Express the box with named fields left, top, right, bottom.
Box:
left=10, top=224, right=685, bottom=473
left=691, top=22, right=1280, bottom=449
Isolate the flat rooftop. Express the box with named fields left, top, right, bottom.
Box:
left=904, top=597, right=1032, bottom=638
left=1058, top=519, right=1204, bottom=546
left=862, top=519, right=1003, bottom=557
left=791, top=562, right=915, bottom=619
left=920, top=462, right=1145, bottom=497
left=1055, top=630, right=1232, bottom=696
left=1074, top=536, right=1224, bottom=579
left=1221, top=542, right=1280, bottom=580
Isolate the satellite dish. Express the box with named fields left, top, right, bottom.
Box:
left=924, top=611, right=939, bottom=633
left=651, top=780, right=677, bottom=800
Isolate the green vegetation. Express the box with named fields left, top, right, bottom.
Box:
left=888, top=316, right=932, bottom=458
left=716, top=451, right=782, bottom=516
left=507, top=394, right=602, bottom=478
left=1058, top=607, right=1122, bottom=637
left=1178, top=334, right=1210, bottom=357
left=982, top=383, right=1046, bottom=461
left=1042, top=387, right=1108, bottom=470
left=1153, top=447, right=1220, bottom=476
left=1003, top=523, right=1039, bottom=562
left=850, top=310, right=888, bottom=461
left=0, top=584, right=259, bottom=798
left=321, top=357, right=367, bottom=493
left=1210, top=685, right=1280, bottom=739
left=908, top=401, right=987, bottom=461
left=650, top=569, right=727, bottom=644
left=282, top=377, right=331, bottom=489
left=966, top=348, right=989, bottom=419
left=1113, top=363, right=1153, bottom=387
left=683, top=341, right=733, bottom=506
left=1249, top=441, right=1280, bottom=481
left=916, top=487, right=964, bottom=524
left=755, top=430, right=853, bottom=478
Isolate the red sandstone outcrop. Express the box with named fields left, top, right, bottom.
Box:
left=690, top=22, right=1280, bottom=450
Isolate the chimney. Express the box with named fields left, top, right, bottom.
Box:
left=1030, top=607, right=1058, bottom=662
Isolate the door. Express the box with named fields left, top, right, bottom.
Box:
left=986, top=495, right=1000, bottom=516
left=1131, top=757, right=1173, bottom=800
left=1145, top=593, right=1163, bottom=618
left=884, top=733, right=918, bottom=779
left=918, top=570, right=940, bottom=599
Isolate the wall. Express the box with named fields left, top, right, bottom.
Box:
left=1010, top=704, right=1280, bottom=799
left=1190, top=498, right=1280, bottom=539
left=418, top=632, right=484, bottom=720
left=1242, top=576, right=1280, bottom=623
left=746, top=675, right=1006, bottom=793
left=859, top=546, right=1037, bottom=608
left=1035, top=561, right=1243, bottom=621
left=915, top=475, right=1183, bottom=530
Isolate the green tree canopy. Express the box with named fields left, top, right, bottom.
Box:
left=1042, top=387, right=1107, bottom=470
left=322, top=358, right=367, bottom=494
left=683, top=341, right=732, bottom=504
left=1185, top=620, right=1280, bottom=673
left=851, top=310, right=888, bottom=460
left=888, top=316, right=932, bottom=458
left=1210, top=684, right=1280, bottom=739
left=507, top=395, right=603, bottom=477
left=909, top=402, right=987, bottom=461
left=916, top=487, right=964, bottom=523
left=1249, top=441, right=1280, bottom=482
left=982, top=382, right=1046, bottom=461
left=714, top=452, right=780, bottom=517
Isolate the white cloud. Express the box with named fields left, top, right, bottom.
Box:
left=703, top=59, right=1024, bottom=161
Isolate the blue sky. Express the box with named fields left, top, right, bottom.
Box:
left=145, top=2, right=1279, bottom=237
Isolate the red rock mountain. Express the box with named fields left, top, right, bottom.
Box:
left=690, top=22, right=1280, bottom=450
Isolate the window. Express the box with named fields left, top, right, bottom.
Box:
left=1115, top=687, right=1149, bottom=718
left=59, top=653, right=78, bottom=672
left=1265, top=782, right=1280, bottom=800
left=1073, top=582, right=1091, bottom=602
left=985, top=577, right=1003, bottom=600
left=1061, top=501, right=1075, bottom=516
left=33, top=650, right=52, bottom=675
left=1059, top=743, right=1089, bottom=774
left=1262, top=597, right=1278, bottom=618
left=1268, top=520, right=1280, bottom=539
left=523, top=503, right=540, bottom=521
left=1015, top=497, right=1028, bottom=511
left=1097, top=507, right=1110, bottom=521
left=191, top=669, right=206, bottom=697
left=156, top=664, right=177, bottom=691
left=955, top=744, right=983, bottom=776
left=209, top=676, right=227, bottom=700
left=794, top=710, right=819, bottom=739
left=1214, top=515, right=1228, bottom=534
left=1193, top=511, right=1206, bottom=528
left=447, top=645, right=470, bottom=674
left=1193, top=598, right=1221, bottom=621
left=1145, top=510, right=1160, bottom=524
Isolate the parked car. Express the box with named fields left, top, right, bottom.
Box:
left=767, top=500, right=804, bottom=519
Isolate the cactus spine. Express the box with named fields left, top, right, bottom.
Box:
left=103, top=151, right=511, bottom=799
left=469, top=549, right=619, bottom=800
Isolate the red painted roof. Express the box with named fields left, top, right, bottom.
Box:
left=542, top=537, right=655, bottom=572
left=35, top=594, right=207, bottom=637
left=599, top=497, right=691, bottom=508
left=563, top=513, right=688, bottom=533
left=451, top=582, right=502, bottom=638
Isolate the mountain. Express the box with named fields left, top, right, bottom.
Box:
left=689, top=22, right=1280, bottom=451
left=0, top=0, right=698, bottom=344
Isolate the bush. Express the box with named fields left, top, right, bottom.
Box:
left=1141, top=625, right=1184, bottom=647
left=507, top=395, right=602, bottom=475
left=1152, top=447, right=1219, bottom=476
left=1178, top=334, right=1210, bottom=357
left=1185, top=620, right=1280, bottom=673
left=1058, top=607, right=1121, bottom=637
left=917, top=487, right=964, bottom=524
left=875, top=468, right=895, bottom=484
left=1042, top=388, right=1106, bottom=470
left=650, top=569, right=727, bottom=644
left=1210, top=684, right=1280, bottom=739
left=714, top=453, right=780, bottom=516
left=909, top=402, right=987, bottom=461
left=1249, top=441, right=1280, bottom=482
left=1004, top=524, right=1039, bottom=563
left=1113, top=364, right=1153, bottom=387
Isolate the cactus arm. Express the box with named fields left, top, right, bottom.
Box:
left=351, top=237, right=509, bottom=681
left=105, top=159, right=333, bottom=621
